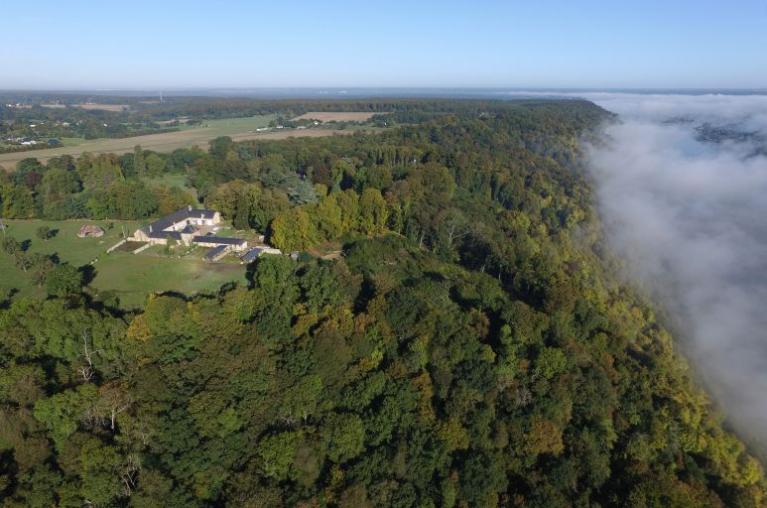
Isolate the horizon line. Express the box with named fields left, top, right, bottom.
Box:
left=2, top=86, right=766, bottom=92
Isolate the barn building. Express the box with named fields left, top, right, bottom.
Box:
left=132, top=206, right=222, bottom=246
left=128, top=206, right=251, bottom=261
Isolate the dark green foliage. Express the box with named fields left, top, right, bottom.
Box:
left=0, top=99, right=764, bottom=507
left=35, top=225, right=55, bottom=241
left=44, top=263, right=82, bottom=297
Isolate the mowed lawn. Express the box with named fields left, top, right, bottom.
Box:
left=0, top=219, right=247, bottom=308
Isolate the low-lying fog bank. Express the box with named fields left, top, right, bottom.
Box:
left=582, top=93, right=767, bottom=451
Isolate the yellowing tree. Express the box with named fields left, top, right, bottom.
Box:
left=358, top=188, right=388, bottom=235
left=270, top=207, right=319, bottom=251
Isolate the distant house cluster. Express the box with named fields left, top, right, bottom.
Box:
left=4, top=136, right=38, bottom=145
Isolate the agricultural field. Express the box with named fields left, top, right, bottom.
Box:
left=0, top=114, right=372, bottom=170
left=292, top=111, right=379, bottom=122
left=0, top=219, right=247, bottom=308
left=76, top=103, right=129, bottom=112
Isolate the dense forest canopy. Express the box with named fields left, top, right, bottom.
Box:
left=1, top=99, right=765, bottom=507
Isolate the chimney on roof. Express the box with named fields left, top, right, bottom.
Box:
left=188, top=205, right=192, bottom=212
left=149, top=225, right=153, bottom=233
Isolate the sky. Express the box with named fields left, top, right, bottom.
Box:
left=1, top=0, right=766, bottom=90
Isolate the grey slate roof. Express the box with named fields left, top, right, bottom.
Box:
left=241, top=248, right=263, bottom=263
left=204, top=245, right=229, bottom=261
left=141, top=207, right=217, bottom=238
left=192, top=236, right=246, bottom=246
left=147, top=230, right=182, bottom=240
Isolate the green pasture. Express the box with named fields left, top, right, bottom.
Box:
left=0, top=219, right=247, bottom=308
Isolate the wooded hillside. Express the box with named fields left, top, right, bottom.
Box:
left=1, top=100, right=764, bottom=507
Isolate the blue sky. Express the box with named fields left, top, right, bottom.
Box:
left=2, top=0, right=766, bottom=89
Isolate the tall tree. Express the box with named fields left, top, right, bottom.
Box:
left=133, top=145, right=146, bottom=178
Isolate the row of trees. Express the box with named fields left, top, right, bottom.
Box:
left=0, top=148, right=199, bottom=221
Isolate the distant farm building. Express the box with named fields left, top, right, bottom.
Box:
left=77, top=224, right=105, bottom=238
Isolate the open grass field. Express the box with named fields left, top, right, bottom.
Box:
left=292, top=111, right=379, bottom=122
left=0, top=114, right=375, bottom=170
left=77, top=103, right=129, bottom=112
left=142, top=173, right=199, bottom=200
left=142, top=173, right=192, bottom=189
left=0, top=219, right=247, bottom=308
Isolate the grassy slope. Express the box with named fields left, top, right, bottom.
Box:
left=0, top=219, right=247, bottom=308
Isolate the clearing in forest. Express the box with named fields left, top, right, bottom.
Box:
left=0, top=219, right=247, bottom=308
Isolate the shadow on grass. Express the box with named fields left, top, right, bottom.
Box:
left=0, top=288, right=18, bottom=310
left=79, top=264, right=97, bottom=285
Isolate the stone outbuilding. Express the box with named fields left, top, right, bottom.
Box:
left=77, top=224, right=105, bottom=238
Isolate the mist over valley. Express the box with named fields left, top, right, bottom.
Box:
left=584, top=93, right=767, bottom=452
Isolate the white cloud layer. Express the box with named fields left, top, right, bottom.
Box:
left=583, top=93, right=767, bottom=450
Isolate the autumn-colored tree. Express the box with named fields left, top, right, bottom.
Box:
left=358, top=187, right=388, bottom=235
left=270, top=207, right=319, bottom=251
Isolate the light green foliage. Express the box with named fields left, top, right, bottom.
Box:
left=314, top=192, right=345, bottom=238
left=533, top=346, right=567, bottom=380
left=324, top=413, right=365, bottom=463
left=258, top=431, right=302, bottom=480
left=1, top=184, right=35, bottom=218
left=144, top=152, right=166, bottom=176
left=33, top=384, right=98, bottom=449
left=358, top=187, right=388, bottom=235
left=270, top=207, right=319, bottom=251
